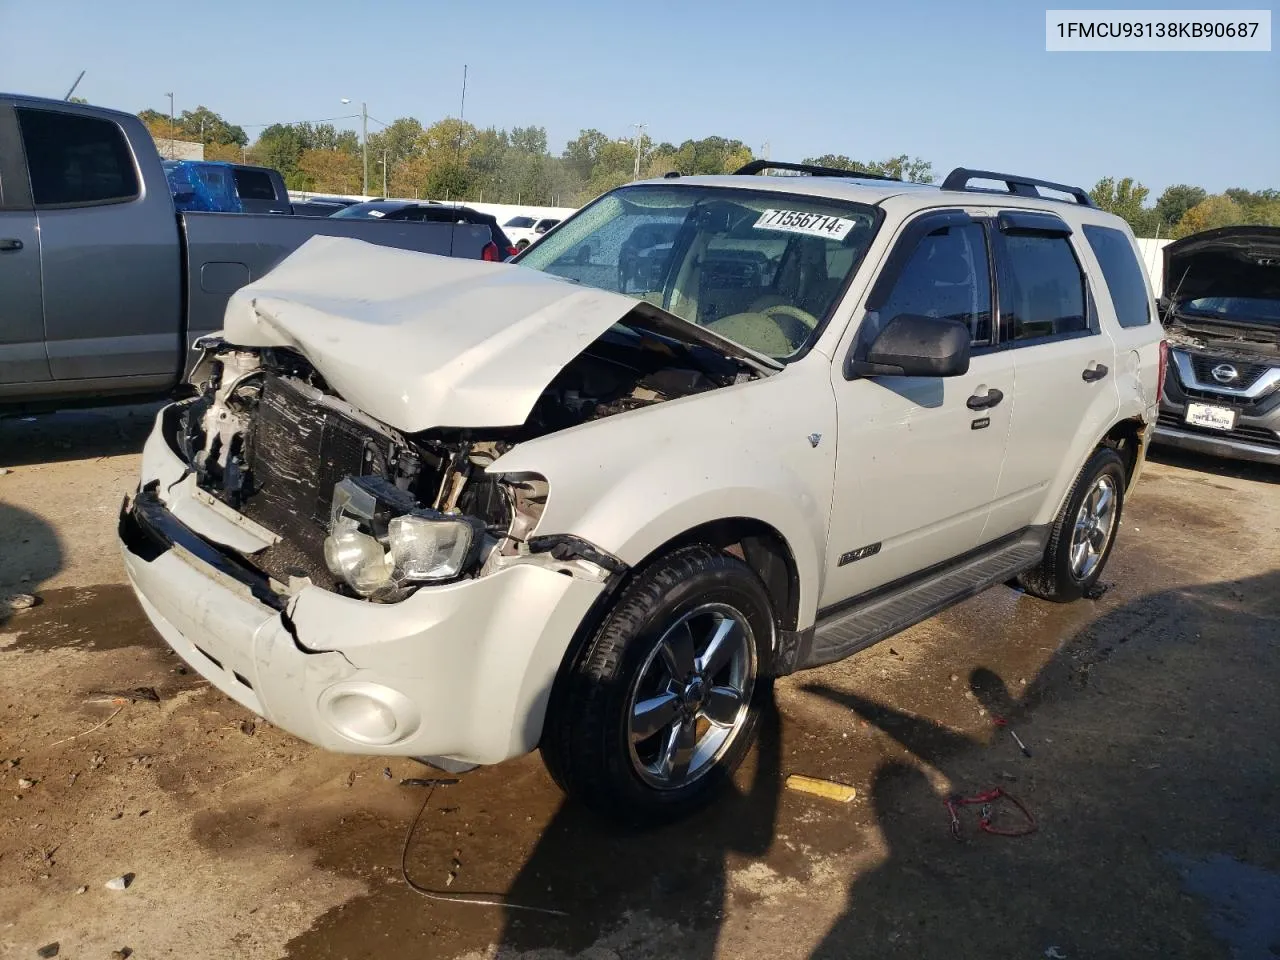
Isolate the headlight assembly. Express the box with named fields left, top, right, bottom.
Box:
left=323, top=475, right=483, bottom=599
left=388, top=514, right=474, bottom=581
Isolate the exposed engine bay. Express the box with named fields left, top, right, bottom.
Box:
left=1164, top=316, right=1280, bottom=362
left=166, top=325, right=754, bottom=601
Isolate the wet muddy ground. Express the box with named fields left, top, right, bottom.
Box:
left=2, top=408, right=1278, bottom=960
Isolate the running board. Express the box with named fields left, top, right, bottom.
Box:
left=797, top=526, right=1049, bottom=670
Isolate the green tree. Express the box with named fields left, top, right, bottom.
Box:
left=1155, top=184, right=1207, bottom=230
left=252, top=124, right=307, bottom=179
left=296, top=148, right=362, bottom=193
left=562, top=128, right=611, bottom=180
left=1224, top=188, right=1280, bottom=225
left=1172, top=195, right=1246, bottom=239
left=1090, top=177, right=1154, bottom=232
left=508, top=125, right=548, bottom=156
left=668, top=136, right=753, bottom=176
left=298, top=123, right=358, bottom=153
left=178, top=105, right=248, bottom=146
left=366, top=117, right=424, bottom=166
left=802, top=154, right=933, bottom=183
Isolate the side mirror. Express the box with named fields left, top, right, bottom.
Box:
left=846, top=314, right=971, bottom=379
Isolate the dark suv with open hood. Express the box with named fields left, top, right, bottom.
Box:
left=1154, top=226, right=1280, bottom=465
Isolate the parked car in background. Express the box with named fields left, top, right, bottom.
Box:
left=334, top=201, right=519, bottom=259
left=1153, top=226, right=1280, bottom=465
left=119, top=161, right=1163, bottom=820
left=291, top=196, right=361, bottom=217
left=162, top=160, right=291, bottom=215
left=0, top=94, right=516, bottom=411
left=504, top=214, right=563, bottom=250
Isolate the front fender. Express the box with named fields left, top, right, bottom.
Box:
left=489, top=361, right=838, bottom=630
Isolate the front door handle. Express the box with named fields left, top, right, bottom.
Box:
left=0, top=238, right=23, bottom=252
left=1082, top=363, right=1109, bottom=382
left=966, top=387, right=1004, bottom=410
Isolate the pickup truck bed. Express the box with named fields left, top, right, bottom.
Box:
left=0, top=94, right=492, bottom=411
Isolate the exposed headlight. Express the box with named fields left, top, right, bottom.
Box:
left=388, top=514, right=474, bottom=581
left=322, top=475, right=484, bottom=599
left=324, top=516, right=396, bottom=597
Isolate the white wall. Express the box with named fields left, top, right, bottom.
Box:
left=1135, top=237, right=1171, bottom=294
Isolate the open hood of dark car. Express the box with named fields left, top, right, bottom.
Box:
left=1163, top=226, right=1280, bottom=303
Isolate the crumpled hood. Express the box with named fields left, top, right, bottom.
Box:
left=1164, top=226, right=1280, bottom=304
left=222, top=236, right=646, bottom=432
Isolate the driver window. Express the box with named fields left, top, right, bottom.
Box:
left=876, top=223, right=993, bottom=347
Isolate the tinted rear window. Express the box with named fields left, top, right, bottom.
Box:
left=998, top=234, right=1089, bottom=342
left=17, top=108, right=139, bottom=206
left=233, top=168, right=278, bottom=201
left=505, top=216, right=535, bottom=228
left=1083, top=224, right=1152, bottom=328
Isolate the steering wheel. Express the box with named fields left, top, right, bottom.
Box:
left=759, top=303, right=818, bottom=339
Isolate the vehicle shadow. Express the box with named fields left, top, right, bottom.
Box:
left=803, top=569, right=1280, bottom=959
left=0, top=501, right=64, bottom=624
left=0, top=403, right=158, bottom=468
left=492, top=694, right=784, bottom=957
left=1147, top=443, right=1278, bottom=484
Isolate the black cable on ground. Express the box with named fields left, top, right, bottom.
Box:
left=399, top=784, right=570, bottom=917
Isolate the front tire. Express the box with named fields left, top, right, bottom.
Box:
left=541, top=545, right=774, bottom=821
left=1018, top=446, right=1126, bottom=602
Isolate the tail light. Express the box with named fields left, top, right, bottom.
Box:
left=506, top=245, right=520, bottom=258
left=1157, top=339, right=1169, bottom=400
left=480, top=241, right=500, bottom=262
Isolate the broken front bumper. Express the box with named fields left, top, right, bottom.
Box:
left=118, top=419, right=606, bottom=765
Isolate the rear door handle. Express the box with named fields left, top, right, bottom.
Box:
left=1082, top=363, right=1109, bottom=382
left=966, top=387, right=1004, bottom=410
left=0, top=238, right=23, bottom=252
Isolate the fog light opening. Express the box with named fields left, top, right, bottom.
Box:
left=319, top=682, right=420, bottom=746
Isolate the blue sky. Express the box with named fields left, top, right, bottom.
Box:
left=1, top=0, right=1275, bottom=196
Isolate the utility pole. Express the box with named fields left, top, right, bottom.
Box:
left=341, top=98, right=369, bottom=196
left=165, top=91, right=175, bottom=159
left=632, top=122, right=647, bottom=180
left=382, top=149, right=388, bottom=197
left=460, top=65, right=468, bottom=121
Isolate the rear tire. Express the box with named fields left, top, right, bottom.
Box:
left=541, top=545, right=774, bottom=821
left=1018, top=446, right=1126, bottom=602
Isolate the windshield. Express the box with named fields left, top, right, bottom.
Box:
left=516, top=185, right=880, bottom=361
left=505, top=216, right=536, bottom=228
left=1183, top=296, right=1280, bottom=324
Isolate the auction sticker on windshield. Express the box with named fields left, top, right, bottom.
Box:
left=754, top=209, right=856, bottom=240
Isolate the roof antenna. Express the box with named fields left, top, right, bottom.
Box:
left=63, top=69, right=85, bottom=101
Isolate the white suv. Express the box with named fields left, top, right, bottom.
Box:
left=503, top=214, right=563, bottom=250
left=120, top=161, right=1165, bottom=819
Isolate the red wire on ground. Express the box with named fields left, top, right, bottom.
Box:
left=945, top=787, right=1037, bottom=839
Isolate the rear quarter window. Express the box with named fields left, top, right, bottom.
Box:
left=232, top=168, right=278, bottom=201
left=997, top=233, right=1089, bottom=342
left=1083, top=224, right=1152, bottom=328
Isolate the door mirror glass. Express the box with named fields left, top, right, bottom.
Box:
left=847, top=313, right=971, bottom=378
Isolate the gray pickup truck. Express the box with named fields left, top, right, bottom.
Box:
left=0, top=95, right=501, bottom=410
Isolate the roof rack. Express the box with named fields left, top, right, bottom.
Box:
left=732, top=160, right=901, bottom=182
left=940, top=168, right=1094, bottom=207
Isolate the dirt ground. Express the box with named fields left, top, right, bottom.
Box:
left=2, top=407, right=1278, bottom=960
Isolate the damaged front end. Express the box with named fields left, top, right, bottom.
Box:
left=168, top=323, right=751, bottom=603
